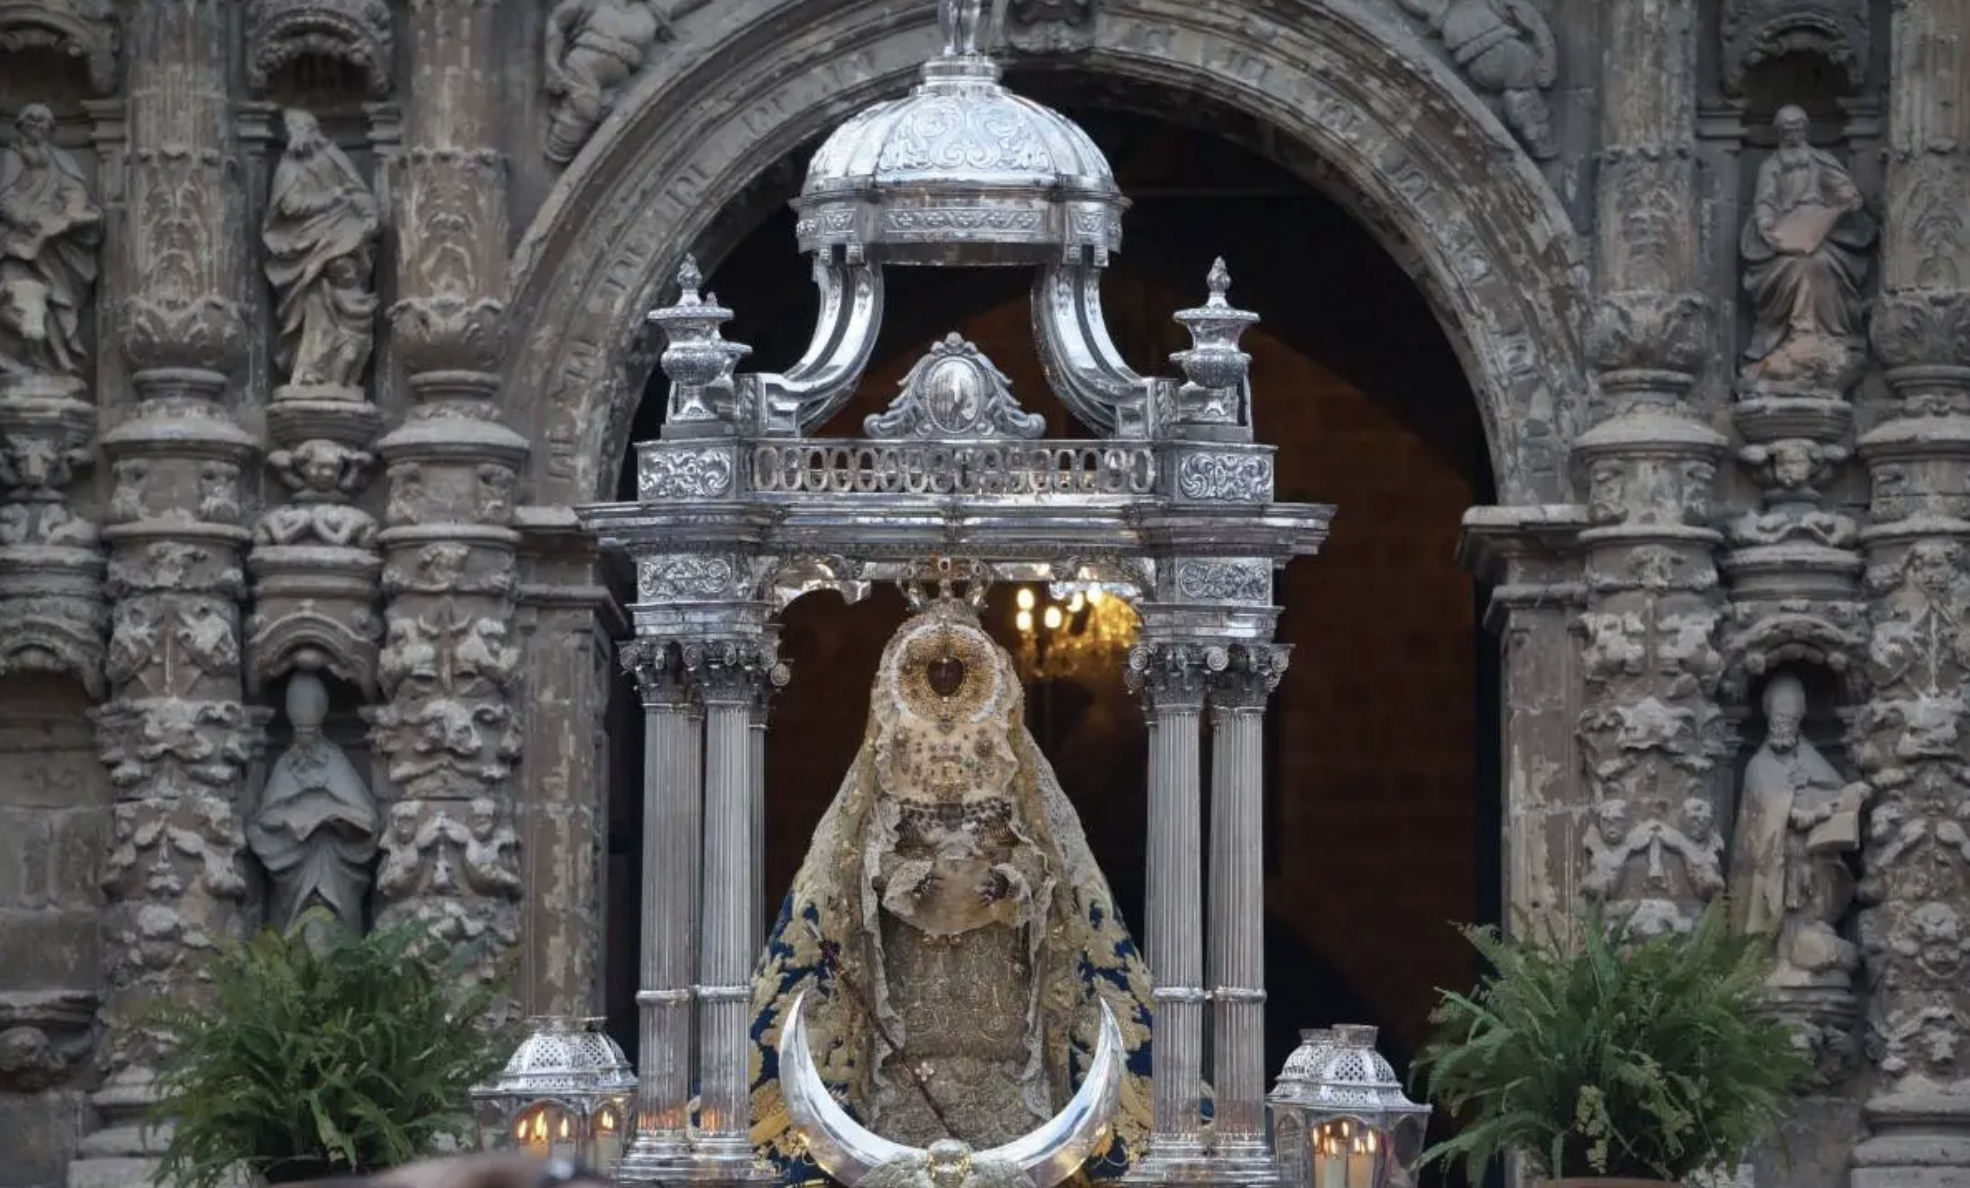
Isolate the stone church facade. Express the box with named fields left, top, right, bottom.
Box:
left=0, top=1, right=1967, bottom=1187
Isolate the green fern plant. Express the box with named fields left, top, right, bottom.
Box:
left=1412, top=901, right=1808, bottom=1183
left=147, top=920, right=514, bottom=1188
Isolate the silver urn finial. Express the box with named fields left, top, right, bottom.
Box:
left=648, top=257, right=752, bottom=428
left=1170, top=257, right=1259, bottom=434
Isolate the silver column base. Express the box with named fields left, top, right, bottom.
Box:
left=615, top=1132, right=694, bottom=1186
left=1203, top=1141, right=1281, bottom=1187
left=1123, top=1136, right=1210, bottom=1184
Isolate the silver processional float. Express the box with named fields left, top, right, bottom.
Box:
left=573, top=0, right=1427, bottom=1182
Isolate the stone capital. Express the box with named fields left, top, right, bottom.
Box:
left=1209, top=643, right=1290, bottom=713
left=680, top=637, right=788, bottom=705
left=1124, top=641, right=1223, bottom=711
left=120, top=295, right=250, bottom=385
left=1586, top=290, right=1714, bottom=389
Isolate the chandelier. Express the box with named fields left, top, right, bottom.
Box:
left=1013, top=583, right=1139, bottom=682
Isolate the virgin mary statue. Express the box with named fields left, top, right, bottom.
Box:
left=748, top=595, right=1164, bottom=1184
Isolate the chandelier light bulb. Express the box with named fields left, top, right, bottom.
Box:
left=1016, top=588, right=1036, bottom=611
left=1043, top=605, right=1064, bottom=630
left=1016, top=609, right=1034, bottom=633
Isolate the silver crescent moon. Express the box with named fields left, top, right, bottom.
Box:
left=778, top=991, right=1127, bottom=1188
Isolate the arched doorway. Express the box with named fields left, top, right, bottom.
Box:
left=596, top=85, right=1504, bottom=1180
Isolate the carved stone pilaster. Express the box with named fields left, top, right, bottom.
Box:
left=367, top=0, right=531, bottom=989
left=1848, top=301, right=1970, bottom=1182
left=0, top=386, right=104, bottom=697
left=83, top=13, right=256, bottom=1170
left=1848, top=0, right=1970, bottom=1178
left=1574, top=0, right=1729, bottom=937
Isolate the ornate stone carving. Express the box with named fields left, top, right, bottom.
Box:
left=120, top=294, right=249, bottom=381
left=1737, top=106, right=1876, bottom=396
left=365, top=601, right=523, bottom=797
left=1848, top=536, right=1970, bottom=1093
left=1389, top=0, right=1558, bottom=160
left=865, top=333, right=1045, bottom=440
left=1002, top=0, right=1094, bottom=54
left=0, top=990, right=97, bottom=1092
left=92, top=786, right=254, bottom=1072
left=1726, top=671, right=1867, bottom=1084
left=263, top=108, right=382, bottom=399
left=245, top=0, right=394, bottom=98
left=1585, top=290, right=1712, bottom=381
left=387, top=292, right=506, bottom=379
left=1720, top=0, right=1868, bottom=97
left=543, top=0, right=707, bottom=165
left=0, top=102, right=103, bottom=394
left=1869, top=288, right=1970, bottom=384
left=247, top=671, right=381, bottom=945
left=0, top=381, right=104, bottom=695
left=1573, top=535, right=1731, bottom=936
left=372, top=795, right=522, bottom=988
left=0, top=1, right=121, bottom=95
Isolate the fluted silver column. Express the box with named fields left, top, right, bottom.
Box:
left=1124, top=643, right=1213, bottom=1179
left=749, top=691, right=769, bottom=958
left=689, top=639, right=784, bottom=1171
left=620, top=640, right=702, bottom=1181
left=1207, top=644, right=1288, bottom=1174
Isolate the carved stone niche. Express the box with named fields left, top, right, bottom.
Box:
left=1720, top=663, right=1868, bottom=1088
left=245, top=0, right=394, bottom=98
left=0, top=0, right=121, bottom=95
left=1721, top=0, right=1870, bottom=97
left=0, top=989, right=97, bottom=1093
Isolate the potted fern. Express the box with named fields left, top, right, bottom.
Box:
left=1412, top=901, right=1808, bottom=1186
left=147, top=919, right=513, bottom=1187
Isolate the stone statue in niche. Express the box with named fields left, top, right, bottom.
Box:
left=1738, top=105, right=1875, bottom=393
left=1390, top=0, right=1559, bottom=159
left=0, top=104, right=103, bottom=393
left=247, top=669, right=382, bottom=947
left=544, top=0, right=702, bottom=165
left=263, top=109, right=382, bottom=398
left=1727, top=671, right=1867, bottom=988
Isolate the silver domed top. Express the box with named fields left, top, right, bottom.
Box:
left=792, top=0, right=1128, bottom=267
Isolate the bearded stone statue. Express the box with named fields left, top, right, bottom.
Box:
left=748, top=595, right=1166, bottom=1184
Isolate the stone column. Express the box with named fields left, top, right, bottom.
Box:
left=619, top=638, right=703, bottom=1181
left=1849, top=3, right=1970, bottom=1182
left=687, top=638, right=784, bottom=1173
left=1571, top=0, right=1731, bottom=934
left=367, top=0, right=530, bottom=993
left=1206, top=644, right=1287, bottom=1175
left=1459, top=508, right=1590, bottom=944
left=1122, top=641, right=1212, bottom=1179
left=86, top=0, right=258, bottom=1169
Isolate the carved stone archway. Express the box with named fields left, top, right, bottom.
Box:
left=502, top=0, right=1592, bottom=510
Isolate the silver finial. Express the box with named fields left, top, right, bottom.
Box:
left=1205, top=257, right=1232, bottom=305
left=938, top=0, right=989, bottom=56
left=674, top=256, right=704, bottom=303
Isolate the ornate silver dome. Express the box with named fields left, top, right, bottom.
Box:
left=481, top=1016, right=638, bottom=1098
left=791, top=2, right=1127, bottom=266
left=1271, top=1028, right=1340, bottom=1096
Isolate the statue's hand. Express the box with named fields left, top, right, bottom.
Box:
left=977, top=870, right=1011, bottom=906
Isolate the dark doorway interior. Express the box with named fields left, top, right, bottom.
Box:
left=603, top=87, right=1503, bottom=1188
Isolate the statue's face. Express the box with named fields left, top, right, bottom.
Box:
left=926, top=652, right=966, bottom=698
left=16, top=107, right=52, bottom=145
left=1776, top=110, right=1808, bottom=147
left=1766, top=710, right=1801, bottom=750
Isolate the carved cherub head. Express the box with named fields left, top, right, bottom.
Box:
left=925, top=1140, right=975, bottom=1188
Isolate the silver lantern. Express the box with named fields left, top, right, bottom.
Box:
left=472, top=1016, right=638, bottom=1169
left=1268, top=1024, right=1430, bottom=1188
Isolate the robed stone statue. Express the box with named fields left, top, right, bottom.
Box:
left=1738, top=105, right=1875, bottom=391
left=748, top=595, right=1166, bottom=1184
left=263, top=109, right=381, bottom=396
left=248, top=671, right=382, bottom=946
left=1727, top=671, right=1866, bottom=987
left=0, top=104, right=102, bottom=389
